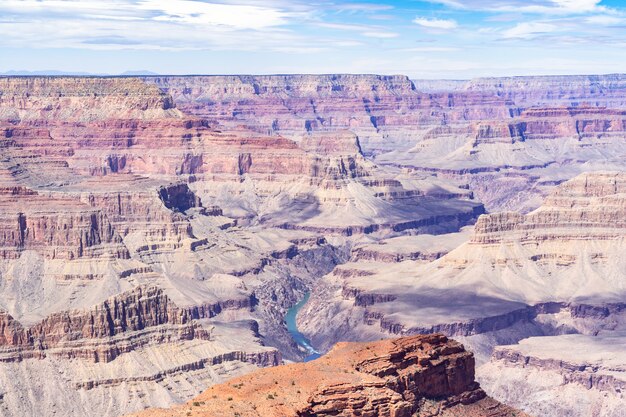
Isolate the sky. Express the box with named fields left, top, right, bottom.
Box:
left=1, top=0, right=625, bottom=78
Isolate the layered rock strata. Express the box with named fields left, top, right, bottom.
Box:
left=299, top=171, right=626, bottom=348
left=480, top=333, right=626, bottom=417
left=147, top=74, right=626, bottom=212
left=1, top=74, right=625, bottom=417
left=0, top=285, right=268, bottom=363
left=0, top=75, right=485, bottom=417
left=128, top=334, right=527, bottom=417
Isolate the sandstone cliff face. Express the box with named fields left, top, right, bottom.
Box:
left=146, top=74, right=437, bottom=156
left=417, top=74, right=626, bottom=107
left=408, top=76, right=626, bottom=212
left=471, top=171, right=626, bottom=244
left=0, top=285, right=272, bottom=364
left=0, top=181, right=206, bottom=261
left=0, top=282, right=281, bottom=417
left=0, top=77, right=370, bottom=416
left=3, top=74, right=624, bottom=218
left=128, top=334, right=527, bottom=417
left=0, top=76, right=482, bottom=237
left=0, top=187, right=127, bottom=260
left=0, top=77, right=179, bottom=122
left=294, top=171, right=626, bottom=417
left=462, top=74, right=626, bottom=107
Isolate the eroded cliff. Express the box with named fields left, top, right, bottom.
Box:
left=128, top=334, right=527, bottom=417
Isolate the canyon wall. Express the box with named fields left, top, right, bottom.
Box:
left=0, top=75, right=485, bottom=416
left=480, top=333, right=626, bottom=417
left=147, top=74, right=626, bottom=212
left=0, top=74, right=624, bottom=417
left=298, top=171, right=626, bottom=417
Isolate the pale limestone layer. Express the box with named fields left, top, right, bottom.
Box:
left=0, top=77, right=181, bottom=122
left=297, top=171, right=626, bottom=417
left=146, top=74, right=626, bottom=212
left=479, top=333, right=626, bottom=417
left=0, top=75, right=486, bottom=417
left=0, top=321, right=278, bottom=417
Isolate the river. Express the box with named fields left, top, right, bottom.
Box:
left=284, top=292, right=321, bottom=362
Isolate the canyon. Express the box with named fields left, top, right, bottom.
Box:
left=0, top=73, right=624, bottom=417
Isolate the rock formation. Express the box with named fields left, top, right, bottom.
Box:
left=128, top=334, right=527, bottom=417
left=0, top=75, right=487, bottom=416
left=0, top=73, right=625, bottom=417
left=298, top=171, right=626, bottom=417
left=481, top=333, right=626, bottom=417
left=148, top=74, right=626, bottom=212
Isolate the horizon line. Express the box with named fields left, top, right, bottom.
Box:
left=1, top=72, right=626, bottom=81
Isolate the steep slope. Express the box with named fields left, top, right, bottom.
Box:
left=301, top=172, right=626, bottom=344
left=298, top=171, right=626, bottom=417
left=1, top=74, right=625, bottom=417
left=0, top=286, right=279, bottom=416
left=128, top=334, right=528, bottom=417
left=407, top=74, right=626, bottom=211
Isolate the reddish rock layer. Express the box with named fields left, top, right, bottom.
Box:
left=129, top=334, right=527, bottom=417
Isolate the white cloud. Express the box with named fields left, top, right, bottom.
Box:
left=137, top=0, right=290, bottom=29
left=0, top=0, right=316, bottom=51
left=0, top=0, right=407, bottom=53
left=317, top=22, right=399, bottom=39
left=0, top=0, right=305, bottom=29
left=425, top=0, right=607, bottom=15
left=551, top=0, right=602, bottom=12
left=585, top=14, right=623, bottom=25
left=401, top=46, right=459, bottom=52
left=361, top=31, right=399, bottom=38
left=413, top=17, right=458, bottom=30
left=329, top=3, right=394, bottom=12
left=317, top=22, right=374, bottom=31
left=502, top=21, right=559, bottom=38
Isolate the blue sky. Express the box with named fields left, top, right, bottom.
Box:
left=1, top=0, right=625, bottom=78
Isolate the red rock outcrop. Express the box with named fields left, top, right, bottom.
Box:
left=128, top=334, right=527, bottom=417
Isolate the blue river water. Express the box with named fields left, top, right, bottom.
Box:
left=284, top=292, right=321, bottom=362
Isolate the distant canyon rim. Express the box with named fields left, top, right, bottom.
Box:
left=0, top=73, right=624, bottom=417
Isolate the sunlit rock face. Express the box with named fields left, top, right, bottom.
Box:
left=128, top=334, right=529, bottom=417
left=480, top=333, right=626, bottom=417
left=150, top=74, right=626, bottom=212
left=298, top=171, right=626, bottom=417
left=407, top=75, right=626, bottom=212
left=300, top=172, right=626, bottom=343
